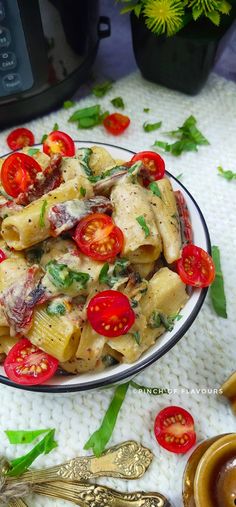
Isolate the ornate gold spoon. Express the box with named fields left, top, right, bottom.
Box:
left=0, top=458, right=29, bottom=507
left=7, top=441, right=153, bottom=485
left=34, top=481, right=171, bottom=507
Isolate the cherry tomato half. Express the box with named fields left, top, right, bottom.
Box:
left=131, top=151, right=165, bottom=187
left=74, top=213, right=124, bottom=261
left=43, top=131, right=75, bottom=157
left=177, top=244, right=215, bottom=288
left=154, top=406, right=196, bottom=454
left=4, top=338, right=58, bottom=385
left=1, top=153, right=42, bottom=198
left=0, top=249, right=7, bottom=263
left=7, top=128, right=35, bottom=151
left=87, top=290, right=135, bottom=338
left=103, top=113, right=130, bottom=135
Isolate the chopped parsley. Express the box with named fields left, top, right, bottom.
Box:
left=39, top=200, right=48, bottom=228
left=46, top=301, right=66, bottom=316
left=46, top=260, right=90, bottom=290
left=79, top=186, right=86, bottom=197
left=217, top=166, right=236, bottom=181
left=154, top=115, right=209, bottom=156
left=143, top=121, right=162, bottom=132
left=92, top=81, right=113, bottom=97
left=136, top=215, right=150, bottom=237
left=149, top=181, right=162, bottom=199
left=63, top=100, right=75, bottom=109
left=28, top=148, right=40, bottom=157
left=149, top=311, right=182, bottom=331
left=110, top=97, right=125, bottom=109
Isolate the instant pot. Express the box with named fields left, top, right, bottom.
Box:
left=0, top=0, right=110, bottom=128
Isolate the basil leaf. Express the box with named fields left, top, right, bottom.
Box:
left=149, top=181, right=162, bottom=198
left=92, top=81, right=113, bottom=97
left=98, top=110, right=110, bottom=123
left=78, top=116, right=100, bottom=128
left=0, top=188, right=14, bottom=201
left=149, top=311, right=182, bottom=331
left=131, top=381, right=168, bottom=395
left=143, top=121, right=162, bottom=132
left=27, top=148, right=40, bottom=157
left=39, top=200, right=48, bottom=228
left=79, top=186, right=86, bottom=197
left=154, top=115, right=209, bottom=156
left=84, top=382, right=129, bottom=457
left=143, top=108, right=150, bottom=113
left=5, top=429, right=50, bottom=444
left=102, top=355, right=119, bottom=367
left=99, top=263, right=110, bottom=284
left=69, top=105, right=100, bottom=122
left=46, top=260, right=90, bottom=290
left=136, top=215, right=150, bottom=237
left=176, top=173, right=183, bottom=180
left=63, top=100, right=75, bottom=109
left=133, top=331, right=141, bottom=345
left=53, top=122, right=59, bottom=131
left=41, top=134, right=47, bottom=143
left=7, top=429, right=57, bottom=477
left=217, top=166, right=236, bottom=181
left=111, top=97, right=124, bottom=109
left=46, top=301, right=66, bottom=316
left=99, top=259, right=129, bottom=287
left=210, top=246, right=227, bottom=318
left=77, top=147, right=93, bottom=177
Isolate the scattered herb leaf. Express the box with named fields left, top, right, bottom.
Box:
left=84, top=382, right=129, bottom=456
left=69, top=105, right=101, bottom=122
left=5, top=429, right=50, bottom=445
left=217, top=166, right=236, bottom=181
left=77, top=147, right=93, bottom=177
left=143, top=121, right=162, bottom=132
left=53, top=122, right=59, bottom=131
left=133, top=331, right=141, bottom=345
left=63, top=100, right=75, bottom=109
left=92, top=81, right=113, bottom=97
left=176, top=173, right=183, bottom=180
left=46, top=260, right=90, bottom=290
left=27, top=148, right=40, bottom=157
left=210, top=246, right=227, bottom=318
left=46, top=301, right=66, bottom=316
left=149, top=181, right=162, bottom=199
left=136, top=215, right=150, bottom=237
left=99, top=258, right=129, bottom=287
left=154, top=115, right=209, bottom=156
left=41, top=134, right=47, bottom=143
left=149, top=311, right=182, bottom=331
left=39, top=200, right=48, bottom=228
left=79, top=186, right=86, bottom=197
left=143, top=108, right=150, bottom=113
left=6, top=429, right=57, bottom=477
left=131, top=381, right=168, bottom=395
left=110, top=97, right=125, bottom=109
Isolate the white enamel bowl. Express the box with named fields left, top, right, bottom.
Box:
left=0, top=142, right=211, bottom=392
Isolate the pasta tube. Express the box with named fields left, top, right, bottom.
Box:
left=1, top=177, right=93, bottom=250
left=149, top=178, right=181, bottom=263
left=89, top=146, right=116, bottom=175
left=111, top=182, right=162, bottom=263
left=26, top=305, right=81, bottom=362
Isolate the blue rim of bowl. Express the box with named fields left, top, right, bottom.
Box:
left=0, top=141, right=211, bottom=392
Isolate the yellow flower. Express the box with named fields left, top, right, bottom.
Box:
left=144, top=0, right=185, bottom=37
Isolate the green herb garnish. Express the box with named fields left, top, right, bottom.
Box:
left=6, top=429, right=57, bottom=477
left=143, top=121, right=162, bottom=132
left=39, top=200, right=48, bottom=228
left=210, top=246, right=227, bottom=318
left=176, top=173, right=183, bottom=180
left=99, top=258, right=129, bottom=287
left=111, top=97, right=125, bottom=109
left=84, top=382, right=129, bottom=457
left=5, top=429, right=50, bottom=444
left=143, top=108, right=150, bottom=113
left=79, top=186, right=86, bottom=197
left=149, top=311, right=182, bottom=331
left=149, top=181, right=162, bottom=199
left=92, top=81, right=113, bottom=97
left=77, top=147, right=93, bottom=177
left=27, top=148, right=40, bottom=157
left=154, top=115, right=209, bottom=156
left=136, top=215, right=150, bottom=237
left=133, top=331, right=141, bottom=345
left=46, top=260, right=90, bottom=290
left=41, top=134, right=47, bottom=143
left=131, top=381, right=168, bottom=395
left=53, top=122, right=59, bottom=131
left=46, top=301, right=66, bottom=316
left=69, top=105, right=100, bottom=122
left=63, top=100, right=75, bottom=109
left=217, top=166, right=236, bottom=181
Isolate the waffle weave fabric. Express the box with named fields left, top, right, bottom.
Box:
left=0, top=71, right=235, bottom=507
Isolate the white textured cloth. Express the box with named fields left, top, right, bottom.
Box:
left=0, top=71, right=236, bottom=507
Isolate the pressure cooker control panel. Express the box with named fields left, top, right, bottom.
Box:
left=0, top=0, right=33, bottom=97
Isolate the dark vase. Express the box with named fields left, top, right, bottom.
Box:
left=130, top=12, right=235, bottom=95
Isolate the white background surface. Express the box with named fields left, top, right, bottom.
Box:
left=0, top=71, right=236, bottom=506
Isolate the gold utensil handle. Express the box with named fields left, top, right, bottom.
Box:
left=8, top=500, right=28, bottom=507
left=34, top=481, right=171, bottom=507
left=9, top=441, right=153, bottom=484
